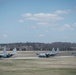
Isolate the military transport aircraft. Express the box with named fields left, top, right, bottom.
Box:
left=36, top=48, right=59, bottom=57
left=0, top=46, right=17, bottom=58
left=46, top=48, right=59, bottom=56
left=72, top=51, right=76, bottom=56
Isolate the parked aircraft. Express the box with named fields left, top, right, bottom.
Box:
left=0, top=46, right=17, bottom=58
left=37, top=53, right=50, bottom=57
left=72, top=51, right=76, bottom=56
left=36, top=48, right=59, bottom=57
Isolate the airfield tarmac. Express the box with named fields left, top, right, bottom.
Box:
left=0, top=51, right=76, bottom=59
left=11, top=51, right=76, bottom=58
left=6, top=56, right=75, bottom=60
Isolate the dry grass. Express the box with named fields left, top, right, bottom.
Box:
left=0, top=56, right=76, bottom=75
left=0, top=51, right=76, bottom=75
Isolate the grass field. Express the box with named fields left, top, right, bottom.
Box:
left=0, top=56, right=76, bottom=75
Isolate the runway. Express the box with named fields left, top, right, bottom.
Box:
left=2, top=55, right=75, bottom=60
left=55, top=56, right=75, bottom=58
left=4, top=57, right=39, bottom=59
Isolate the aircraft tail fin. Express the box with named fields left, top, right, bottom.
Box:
left=12, top=48, right=17, bottom=55
left=52, top=48, right=55, bottom=53
left=2, top=46, right=8, bottom=55
left=56, top=48, right=59, bottom=54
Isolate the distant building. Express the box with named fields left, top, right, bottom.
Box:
left=20, top=46, right=33, bottom=51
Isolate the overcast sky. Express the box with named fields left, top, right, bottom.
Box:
left=0, top=0, right=76, bottom=43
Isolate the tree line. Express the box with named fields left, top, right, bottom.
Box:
left=0, top=42, right=76, bottom=51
